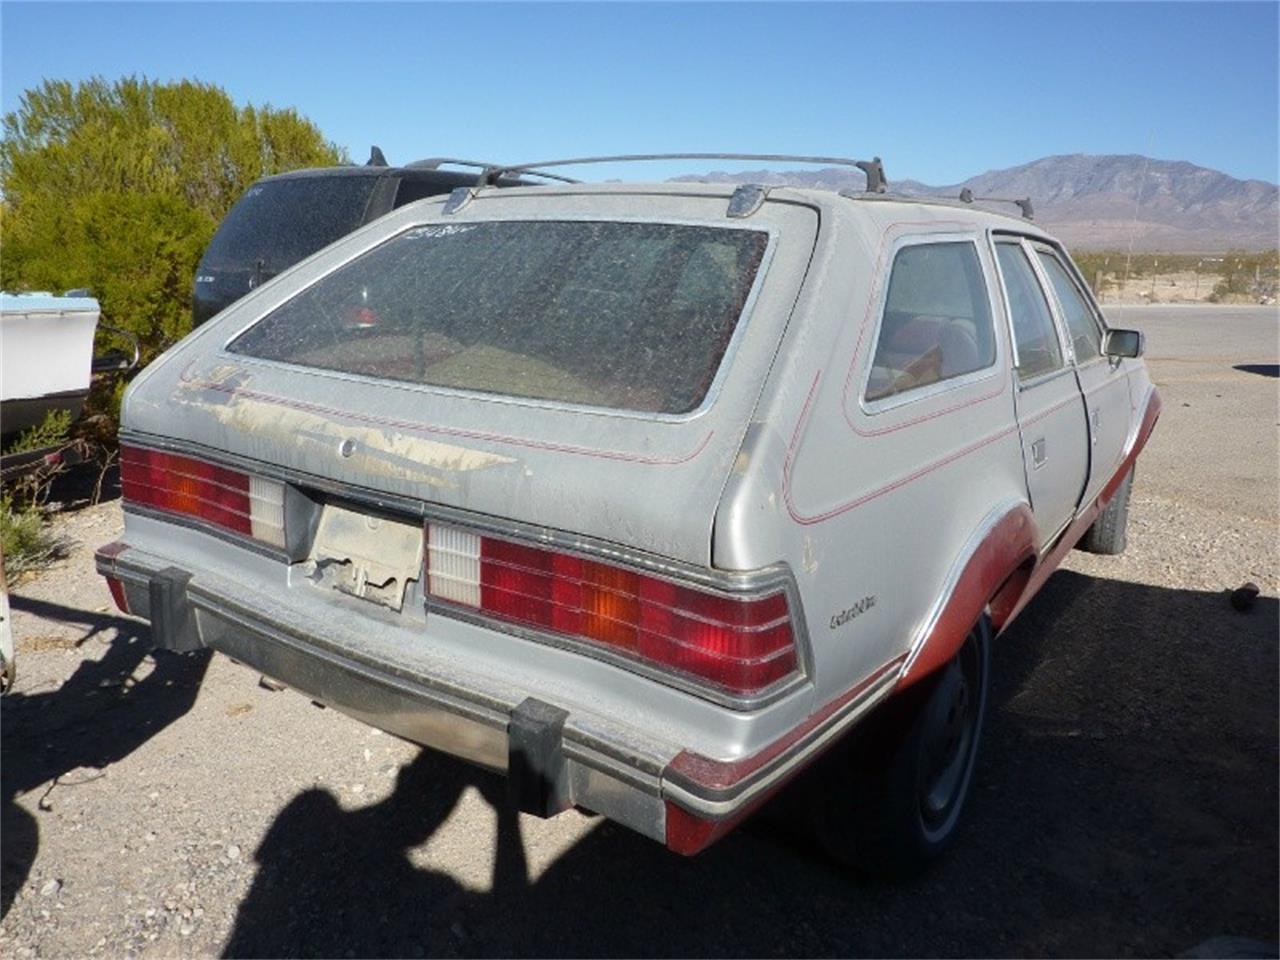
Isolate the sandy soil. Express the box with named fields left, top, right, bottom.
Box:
left=1098, top=271, right=1275, bottom=306
left=2, top=305, right=1276, bottom=958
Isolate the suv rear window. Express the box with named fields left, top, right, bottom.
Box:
left=227, top=220, right=769, bottom=415
left=200, top=176, right=380, bottom=274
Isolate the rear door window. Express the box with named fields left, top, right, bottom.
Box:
left=228, top=220, right=769, bottom=415
left=200, top=176, right=381, bottom=275
left=1034, top=249, right=1104, bottom=361
left=995, top=242, right=1064, bottom=380
left=865, top=241, right=996, bottom=402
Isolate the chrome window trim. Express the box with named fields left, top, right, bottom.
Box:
left=1035, top=239, right=1114, bottom=334
left=1073, top=355, right=1111, bottom=371
left=220, top=214, right=782, bottom=426
left=861, top=363, right=1002, bottom=414
left=1015, top=365, right=1080, bottom=393
left=856, top=233, right=1003, bottom=415
left=989, top=234, right=1072, bottom=383
left=1029, top=242, right=1106, bottom=365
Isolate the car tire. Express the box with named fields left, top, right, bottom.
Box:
left=1079, top=465, right=1134, bottom=555
left=810, top=616, right=991, bottom=878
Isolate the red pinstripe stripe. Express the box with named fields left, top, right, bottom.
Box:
left=177, top=374, right=715, bottom=466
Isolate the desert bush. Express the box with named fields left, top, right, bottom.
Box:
left=4, top=409, right=72, bottom=455
left=0, top=76, right=345, bottom=364
left=0, top=494, right=65, bottom=577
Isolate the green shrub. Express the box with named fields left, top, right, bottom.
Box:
left=1, top=76, right=346, bottom=365
left=3, top=409, right=72, bottom=455
left=0, top=494, right=63, bottom=577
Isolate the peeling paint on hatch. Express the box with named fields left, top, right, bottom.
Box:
left=173, top=368, right=518, bottom=485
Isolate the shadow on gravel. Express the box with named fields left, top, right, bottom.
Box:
left=20, top=458, right=121, bottom=517
left=1233, top=363, right=1279, bottom=378
left=1, top=599, right=210, bottom=918
left=222, top=571, right=1278, bottom=958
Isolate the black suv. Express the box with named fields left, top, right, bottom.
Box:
left=192, top=153, right=528, bottom=327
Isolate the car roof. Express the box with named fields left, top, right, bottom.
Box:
left=431, top=180, right=1059, bottom=240
left=254, top=164, right=482, bottom=187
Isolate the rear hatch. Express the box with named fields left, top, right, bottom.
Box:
left=192, top=171, right=385, bottom=326
left=133, top=188, right=819, bottom=566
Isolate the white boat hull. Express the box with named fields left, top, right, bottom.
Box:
left=1, top=293, right=100, bottom=437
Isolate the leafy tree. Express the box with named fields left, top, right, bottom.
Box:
left=1, top=76, right=345, bottom=359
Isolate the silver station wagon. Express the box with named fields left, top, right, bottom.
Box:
left=97, top=154, right=1160, bottom=875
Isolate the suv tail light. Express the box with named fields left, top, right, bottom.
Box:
left=120, top=445, right=286, bottom=549
left=425, top=523, right=797, bottom=696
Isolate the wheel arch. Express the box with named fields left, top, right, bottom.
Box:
left=896, top=500, right=1037, bottom=691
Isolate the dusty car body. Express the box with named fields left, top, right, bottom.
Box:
left=98, top=168, right=1159, bottom=871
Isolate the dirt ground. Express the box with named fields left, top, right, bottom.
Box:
left=1, top=305, right=1276, bottom=958
left=1097, top=272, right=1275, bottom=306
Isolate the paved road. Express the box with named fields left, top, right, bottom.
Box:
left=1109, top=304, right=1278, bottom=523
left=2, top=306, right=1276, bottom=958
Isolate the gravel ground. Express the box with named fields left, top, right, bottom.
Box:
left=2, top=305, right=1276, bottom=958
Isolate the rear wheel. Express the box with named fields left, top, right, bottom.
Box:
left=811, top=616, right=991, bottom=878
left=1079, top=465, right=1134, bottom=555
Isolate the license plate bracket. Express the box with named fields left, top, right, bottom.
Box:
left=309, top=504, right=423, bottom=611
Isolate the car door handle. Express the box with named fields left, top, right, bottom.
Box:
left=1090, top=407, right=1101, bottom=440
left=1031, top=437, right=1047, bottom=467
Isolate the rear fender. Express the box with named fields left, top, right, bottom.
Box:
left=896, top=501, right=1037, bottom=690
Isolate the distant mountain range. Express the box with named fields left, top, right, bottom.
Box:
left=674, top=154, right=1278, bottom=251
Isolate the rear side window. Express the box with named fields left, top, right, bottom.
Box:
left=228, top=220, right=768, bottom=415
left=1035, top=250, right=1103, bottom=361
left=865, top=242, right=996, bottom=402
left=200, top=176, right=380, bottom=274
left=995, top=242, right=1064, bottom=380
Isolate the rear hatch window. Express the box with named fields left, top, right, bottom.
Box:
left=226, top=220, right=769, bottom=415
left=199, top=175, right=381, bottom=275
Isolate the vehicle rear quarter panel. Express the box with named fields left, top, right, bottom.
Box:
left=715, top=204, right=1032, bottom=707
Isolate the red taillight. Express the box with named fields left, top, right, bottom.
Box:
left=426, top=523, right=797, bottom=696
left=119, top=445, right=285, bottom=547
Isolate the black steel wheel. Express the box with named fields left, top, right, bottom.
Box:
left=810, top=616, right=991, bottom=878
left=914, top=629, right=984, bottom=843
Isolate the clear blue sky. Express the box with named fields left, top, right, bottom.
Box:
left=2, top=1, right=1277, bottom=185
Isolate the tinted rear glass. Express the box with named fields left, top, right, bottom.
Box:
left=227, top=221, right=769, bottom=414
left=200, top=176, right=380, bottom=274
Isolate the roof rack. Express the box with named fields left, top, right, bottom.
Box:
left=475, top=153, right=889, bottom=193
left=406, top=157, right=579, bottom=184
left=958, top=188, right=1034, bottom=220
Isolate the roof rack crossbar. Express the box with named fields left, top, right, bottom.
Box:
left=407, top=157, right=579, bottom=184
left=477, top=153, right=889, bottom=192
left=406, top=157, right=493, bottom=170
left=959, top=188, right=1034, bottom=220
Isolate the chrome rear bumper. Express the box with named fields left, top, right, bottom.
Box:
left=97, top=542, right=670, bottom=843
left=96, top=540, right=900, bottom=855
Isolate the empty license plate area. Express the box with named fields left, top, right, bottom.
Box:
left=307, top=503, right=423, bottom=611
